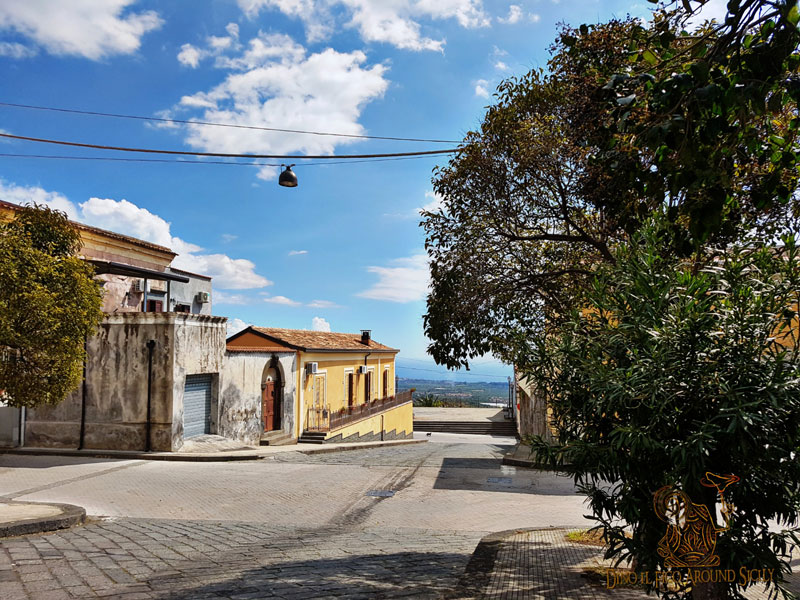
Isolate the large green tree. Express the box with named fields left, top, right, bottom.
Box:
left=423, top=0, right=800, bottom=371
left=0, top=204, right=103, bottom=408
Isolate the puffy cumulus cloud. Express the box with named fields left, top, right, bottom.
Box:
left=238, top=0, right=489, bottom=51
left=0, top=181, right=271, bottom=291
left=498, top=4, right=523, bottom=24
left=474, top=79, right=489, bottom=98
left=357, top=254, right=429, bottom=303
left=227, top=317, right=250, bottom=337
left=0, top=0, right=162, bottom=60
left=176, top=22, right=240, bottom=68
left=165, top=30, right=388, bottom=180
left=0, top=179, right=78, bottom=220
left=312, top=316, right=331, bottom=332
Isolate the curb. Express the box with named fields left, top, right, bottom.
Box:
left=0, top=439, right=427, bottom=462
left=0, top=448, right=264, bottom=462
left=299, top=439, right=426, bottom=455
left=0, top=502, right=85, bottom=538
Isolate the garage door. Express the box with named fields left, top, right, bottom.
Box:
left=183, top=374, right=212, bottom=438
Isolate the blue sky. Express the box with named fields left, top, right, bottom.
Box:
left=0, top=0, right=725, bottom=381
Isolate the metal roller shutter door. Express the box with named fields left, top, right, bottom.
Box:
left=183, top=374, right=212, bottom=438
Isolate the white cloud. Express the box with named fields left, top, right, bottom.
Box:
left=264, top=295, right=301, bottom=306
left=167, top=30, right=389, bottom=180
left=357, top=253, right=429, bottom=303
left=0, top=0, right=162, bottom=60
left=221, top=233, right=238, bottom=243
left=227, top=317, right=250, bottom=337
left=0, top=179, right=79, bottom=219
left=214, top=291, right=252, bottom=305
left=307, top=299, right=342, bottom=308
left=238, top=0, right=489, bottom=51
left=0, top=181, right=271, bottom=290
left=288, top=249, right=308, bottom=256
left=177, top=43, right=204, bottom=68
left=494, top=60, right=508, bottom=71
left=0, top=41, right=37, bottom=58
left=312, top=316, right=331, bottom=332
left=419, top=190, right=443, bottom=214
left=499, top=5, right=523, bottom=24
left=529, top=13, right=541, bottom=23
left=474, top=79, right=489, bottom=98
left=686, top=0, right=728, bottom=26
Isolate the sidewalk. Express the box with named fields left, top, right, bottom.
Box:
left=454, top=528, right=795, bottom=599
left=0, top=436, right=425, bottom=462
left=0, top=501, right=85, bottom=538
left=502, top=442, right=540, bottom=468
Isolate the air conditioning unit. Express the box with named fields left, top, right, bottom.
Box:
left=133, top=279, right=145, bottom=293
left=358, top=365, right=368, bottom=375
left=306, top=362, right=318, bottom=375
left=196, top=291, right=211, bottom=303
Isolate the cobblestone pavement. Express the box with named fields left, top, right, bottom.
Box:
left=0, top=442, right=588, bottom=599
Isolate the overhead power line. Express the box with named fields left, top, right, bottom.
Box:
left=0, top=101, right=461, bottom=144
left=0, top=132, right=458, bottom=160
left=0, top=153, right=439, bottom=167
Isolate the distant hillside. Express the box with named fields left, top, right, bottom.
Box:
left=396, top=377, right=511, bottom=407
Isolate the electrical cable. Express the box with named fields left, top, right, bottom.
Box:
left=0, top=152, right=439, bottom=167
left=0, top=101, right=461, bottom=144
left=0, top=132, right=458, bottom=159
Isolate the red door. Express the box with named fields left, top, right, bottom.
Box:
left=263, top=381, right=275, bottom=432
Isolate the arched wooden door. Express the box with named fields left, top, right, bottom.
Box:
left=263, top=381, right=276, bottom=432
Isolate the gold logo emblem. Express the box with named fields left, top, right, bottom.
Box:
left=653, top=473, right=739, bottom=567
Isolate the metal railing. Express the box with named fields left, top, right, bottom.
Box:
left=306, top=389, right=412, bottom=432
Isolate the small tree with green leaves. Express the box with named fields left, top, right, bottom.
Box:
left=529, top=219, right=800, bottom=600
left=0, top=204, right=103, bottom=408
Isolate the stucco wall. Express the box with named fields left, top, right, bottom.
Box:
left=0, top=406, right=21, bottom=447
left=167, top=269, right=213, bottom=315
left=25, top=313, right=227, bottom=452
left=323, top=401, right=412, bottom=443
left=220, top=352, right=297, bottom=446
left=515, top=375, right=556, bottom=442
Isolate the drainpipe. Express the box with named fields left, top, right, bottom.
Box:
left=78, top=335, right=88, bottom=450
left=17, top=406, right=25, bottom=448
left=145, top=339, right=156, bottom=452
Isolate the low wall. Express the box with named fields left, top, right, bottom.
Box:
left=324, top=401, right=413, bottom=443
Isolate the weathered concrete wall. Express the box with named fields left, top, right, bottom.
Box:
left=220, top=352, right=297, bottom=446
left=515, top=375, right=556, bottom=442
left=170, top=315, right=227, bottom=450
left=0, top=406, right=21, bottom=447
left=98, top=274, right=145, bottom=313
left=25, top=313, right=227, bottom=452
left=167, top=269, right=213, bottom=315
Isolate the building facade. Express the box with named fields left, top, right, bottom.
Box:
left=227, top=327, right=412, bottom=443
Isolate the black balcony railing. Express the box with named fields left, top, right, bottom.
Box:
left=306, top=389, right=412, bottom=432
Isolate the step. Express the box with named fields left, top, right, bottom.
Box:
left=259, top=431, right=296, bottom=446
left=298, top=431, right=328, bottom=444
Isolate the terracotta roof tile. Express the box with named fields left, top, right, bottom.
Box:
left=250, top=327, right=398, bottom=353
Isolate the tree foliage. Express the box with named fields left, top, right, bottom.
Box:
left=529, top=218, right=800, bottom=598
left=0, top=204, right=103, bottom=408
left=423, top=0, right=800, bottom=370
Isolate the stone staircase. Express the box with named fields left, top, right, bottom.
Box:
left=259, top=430, right=296, bottom=446
left=297, top=431, right=328, bottom=445
left=412, top=420, right=518, bottom=437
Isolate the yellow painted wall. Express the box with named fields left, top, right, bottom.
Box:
left=299, top=352, right=396, bottom=414
left=329, top=401, right=413, bottom=440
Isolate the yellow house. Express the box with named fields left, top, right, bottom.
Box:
left=226, top=326, right=412, bottom=444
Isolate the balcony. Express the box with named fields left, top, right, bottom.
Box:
left=305, top=389, right=412, bottom=432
